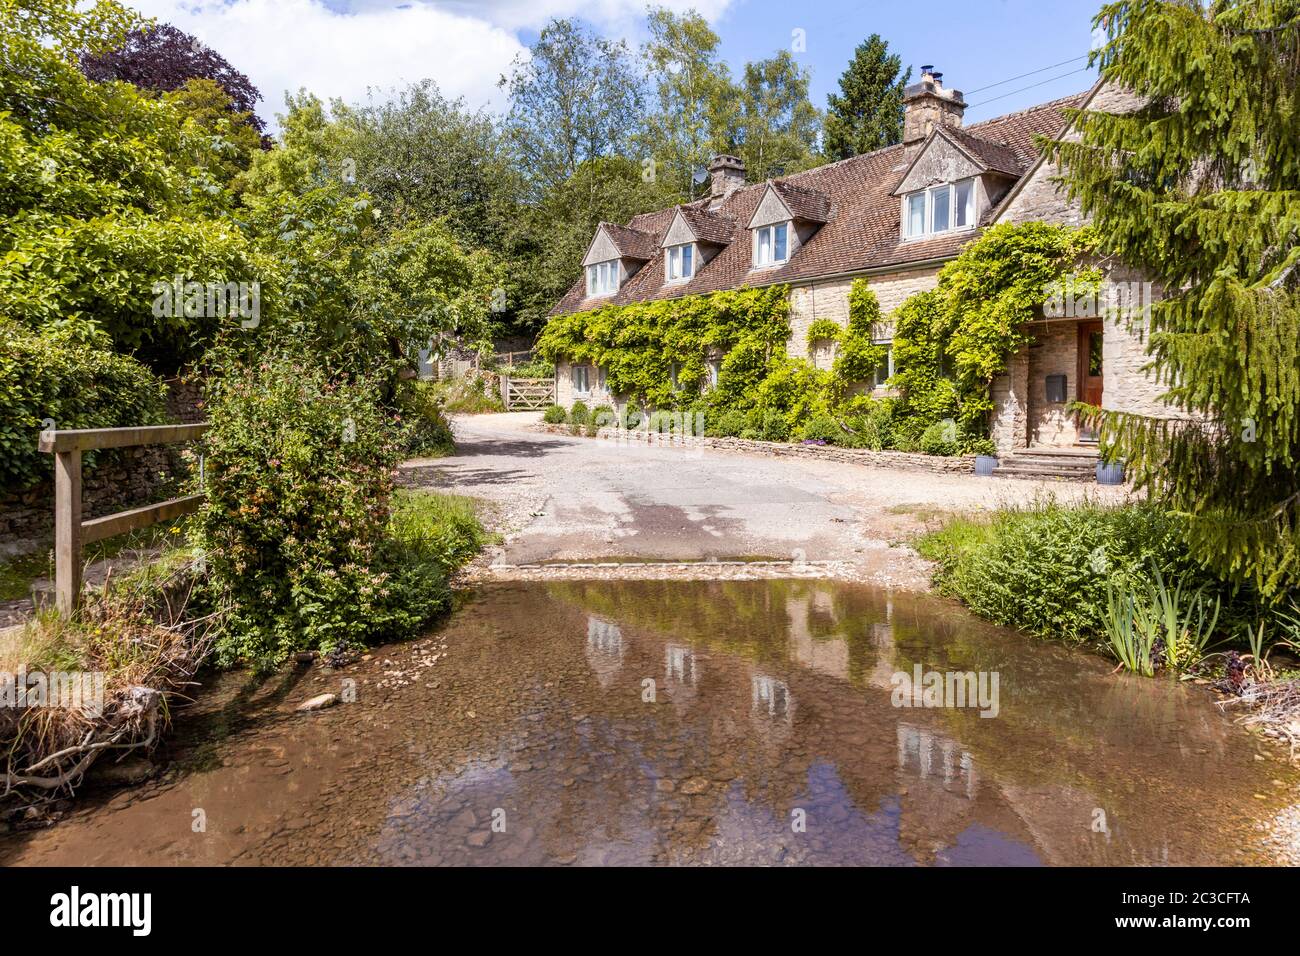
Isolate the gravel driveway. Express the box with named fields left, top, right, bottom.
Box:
left=402, top=412, right=1130, bottom=590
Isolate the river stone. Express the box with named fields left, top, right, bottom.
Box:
left=296, top=693, right=338, bottom=712
left=680, top=777, right=710, bottom=795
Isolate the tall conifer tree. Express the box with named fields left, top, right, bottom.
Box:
left=1058, top=0, right=1300, bottom=595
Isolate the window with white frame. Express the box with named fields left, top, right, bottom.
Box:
left=873, top=344, right=895, bottom=388
left=706, top=359, right=721, bottom=389
left=571, top=364, right=591, bottom=394
left=666, top=243, right=694, bottom=282
left=903, top=179, right=977, bottom=238
left=754, top=222, right=789, bottom=267
left=585, top=259, right=619, bottom=296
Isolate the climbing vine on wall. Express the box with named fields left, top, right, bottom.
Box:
left=536, top=286, right=793, bottom=411
left=892, top=221, right=1100, bottom=435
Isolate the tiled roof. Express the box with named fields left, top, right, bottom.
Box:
left=599, top=221, right=658, bottom=261
left=769, top=181, right=831, bottom=223
left=676, top=205, right=736, bottom=245
left=940, top=126, right=1026, bottom=177
left=553, top=90, right=1090, bottom=316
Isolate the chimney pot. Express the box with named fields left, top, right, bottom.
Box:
left=707, top=154, right=746, bottom=202
left=903, top=65, right=966, bottom=146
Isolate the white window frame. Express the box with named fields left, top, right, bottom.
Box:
left=706, top=359, right=721, bottom=389
left=754, top=221, right=790, bottom=268
left=873, top=343, right=895, bottom=389
left=571, top=364, right=591, bottom=395
left=585, top=259, right=620, bottom=297
left=902, top=179, right=978, bottom=239
left=665, top=243, right=695, bottom=283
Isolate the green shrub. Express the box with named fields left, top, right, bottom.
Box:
left=708, top=409, right=747, bottom=438
left=396, top=381, right=455, bottom=457
left=0, top=321, right=168, bottom=490
left=198, top=356, right=408, bottom=670
left=740, top=428, right=761, bottom=440
left=588, top=404, right=614, bottom=436
left=919, top=419, right=960, bottom=456
left=542, top=404, right=567, bottom=424
left=917, top=500, right=1247, bottom=642
left=568, top=401, right=589, bottom=425
left=760, top=409, right=790, bottom=443
left=963, top=437, right=998, bottom=457
left=799, top=413, right=844, bottom=444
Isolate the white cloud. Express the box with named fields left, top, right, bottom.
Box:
left=126, top=0, right=529, bottom=123
left=124, top=0, right=740, bottom=130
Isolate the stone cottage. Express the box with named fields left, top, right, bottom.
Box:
left=547, top=68, right=1164, bottom=460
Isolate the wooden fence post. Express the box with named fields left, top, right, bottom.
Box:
left=54, top=450, right=82, bottom=616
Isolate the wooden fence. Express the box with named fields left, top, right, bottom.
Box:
left=38, top=423, right=209, bottom=614
left=500, top=377, right=555, bottom=411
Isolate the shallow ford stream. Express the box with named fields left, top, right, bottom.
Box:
left=3, top=580, right=1298, bottom=865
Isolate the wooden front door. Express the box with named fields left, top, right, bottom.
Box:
left=1077, top=321, right=1103, bottom=442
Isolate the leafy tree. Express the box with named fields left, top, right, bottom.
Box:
left=79, top=21, right=267, bottom=133
left=735, top=51, right=822, bottom=181
left=640, top=7, right=739, bottom=200
left=329, top=80, right=515, bottom=246
left=0, top=0, right=261, bottom=372
left=166, top=78, right=264, bottom=187
left=1058, top=0, right=1300, bottom=596
left=229, top=94, right=498, bottom=380
left=500, top=18, right=645, bottom=198
left=504, top=156, right=677, bottom=330
left=824, top=34, right=909, bottom=160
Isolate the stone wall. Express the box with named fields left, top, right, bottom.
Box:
left=0, top=378, right=203, bottom=549
left=0, top=445, right=189, bottom=547
left=534, top=423, right=974, bottom=475
left=1027, top=322, right=1081, bottom=446
left=990, top=350, right=1029, bottom=451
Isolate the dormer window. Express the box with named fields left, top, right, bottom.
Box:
left=755, top=222, right=789, bottom=267
left=903, top=178, right=977, bottom=239
left=666, top=243, right=694, bottom=282
left=586, top=259, right=619, bottom=297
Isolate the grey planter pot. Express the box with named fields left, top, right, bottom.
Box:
left=974, top=454, right=999, bottom=477
left=1096, top=460, right=1126, bottom=485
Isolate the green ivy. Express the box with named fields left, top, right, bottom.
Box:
left=892, top=222, right=1099, bottom=436
left=538, top=223, right=1093, bottom=447
left=536, top=286, right=792, bottom=412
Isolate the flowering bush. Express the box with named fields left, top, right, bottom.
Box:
left=198, top=356, right=406, bottom=670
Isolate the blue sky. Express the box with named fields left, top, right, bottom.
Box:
left=130, top=0, right=1106, bottom=126
left=706, top=0, right=1105, bottom=123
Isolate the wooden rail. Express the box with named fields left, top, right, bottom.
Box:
left=500, top=376, right=555, bottom=411
left=38, top=423, right=209, bottom=615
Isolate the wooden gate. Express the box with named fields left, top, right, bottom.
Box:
left=501, top=376, right=555, bottom=411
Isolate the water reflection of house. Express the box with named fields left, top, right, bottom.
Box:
left=750, top=674, right=795, bottom=732
left=664, top=643, right=701, bottom=711
left=585, top=616, right=624, bottom=687
left=785, top=592, right=850, bottom=680
left=895, top=722, right=983, bottom=862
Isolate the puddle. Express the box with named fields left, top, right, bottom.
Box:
left=2, top=580, right=1296, bottom=866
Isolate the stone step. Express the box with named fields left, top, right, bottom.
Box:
left=991, top=464, right=1097, bottom=481
left=1004, top=458, right=1096, bottom=472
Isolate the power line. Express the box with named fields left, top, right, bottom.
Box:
left=966, top=66, right=1093, bottom=110
left=965, top=54, right=1091, bottom=95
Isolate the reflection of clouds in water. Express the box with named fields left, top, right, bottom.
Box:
left=586, top=616, right=623, bottom=687
left=897, top=722, right=977, bottom=800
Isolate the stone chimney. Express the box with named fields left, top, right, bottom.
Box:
left=903, top=65, right=967, bottom=145
left=707, top=154, right=746, bottom=202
